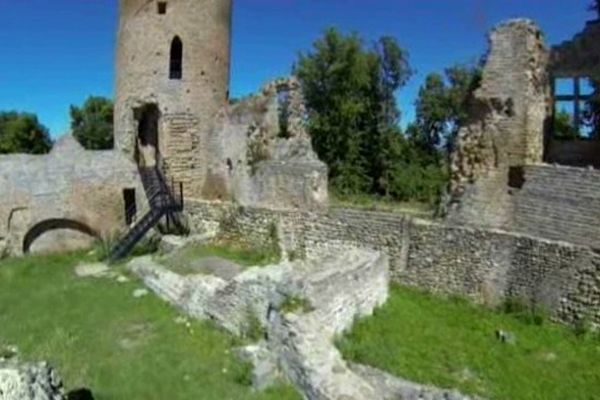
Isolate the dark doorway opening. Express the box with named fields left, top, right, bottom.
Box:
left=134, top=104, right=160, bottom=168
left=123, top=188, right=136, bottom=225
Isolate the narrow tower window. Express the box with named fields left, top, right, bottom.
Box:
left=157, top=2, right=167, bottom=14
left=169, top=36, right=183, bottom=80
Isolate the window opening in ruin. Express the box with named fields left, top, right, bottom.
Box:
left=552, top=76, right=594, bottom=139
left=169, top=36, right=183, bottom=80
left=277, top=88, right=291, bottom=138
left=158, top=2, right=167, bottom=14
left=123, top=189, right=136, bottom=225
left=135, top=104, right=160, bottom=168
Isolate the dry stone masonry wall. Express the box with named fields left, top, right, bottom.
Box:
left=186, top=200, right=600, bottom=327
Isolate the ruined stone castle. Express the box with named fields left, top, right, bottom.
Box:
left=1, top=0, right=600, bottom=329
left=3, top=3, right=600, bottom=399
left=0, top=0, right=327, bottom=257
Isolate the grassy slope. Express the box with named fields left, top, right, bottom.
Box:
left=0, top=252, right=299, bottom=400
left=338, top=285, right=600, bottom=400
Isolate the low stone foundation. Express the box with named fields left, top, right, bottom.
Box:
left=184, top=200, right=600, bottom=327
left=129, top=249, right=474, bottom=399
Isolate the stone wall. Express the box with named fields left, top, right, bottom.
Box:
left=405, top=220, right=600, bottom=326
left=205, top=77, right=329, bottom=209
left=510, top=164, right=600, bottom=248
left=0, top=136, right=144, bottom=256
left=446, top=162, right=600, bottom=249
left=185, top=200, right=600, bottom=326
left=449, top=19, right=551, bottom=227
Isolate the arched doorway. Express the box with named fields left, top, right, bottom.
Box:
left=23, top=219, right=99, bottom=254
left=135, top=104, right=160, bottom=168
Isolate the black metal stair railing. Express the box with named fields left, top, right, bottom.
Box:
left=108, top=168, right=184, bottom=263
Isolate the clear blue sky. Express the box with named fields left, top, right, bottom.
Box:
left=0, top=0, right=594, bottom=137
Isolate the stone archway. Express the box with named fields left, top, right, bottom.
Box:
left=22, top=219, right=99, bottom=255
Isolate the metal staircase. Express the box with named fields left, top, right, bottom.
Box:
left=108, top=167, right=184, bottom=263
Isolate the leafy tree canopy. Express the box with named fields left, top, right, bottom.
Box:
left=295, top=28, right=423, bottom=198
left=411, top=64, right=481, bottom=155
left=0, top=111, right=52, bottom=155
left=554, top=109, right=581, bottom=140
left=70, top=96, right=114, bottom=150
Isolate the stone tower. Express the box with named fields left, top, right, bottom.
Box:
left=114, top=0, right=232, bottom=197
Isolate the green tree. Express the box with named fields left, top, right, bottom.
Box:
left=0, top=111, right=52, bottom=154
left=554, top=109, right=580, bottom=140
left=294, top=28, right=413, bottom=197
left=367, top=37, right=413, bottom=196
left=412, top=64, right=481, bottom=155
left=295, top=28, right=372, bottom=194
left=70, top=96, right=114, bottom=150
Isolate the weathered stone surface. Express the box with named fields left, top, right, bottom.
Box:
left=448, top=19, right=550, bottom=228
left=74, top=263, right=111, bottom=278
left=114, top=0, right=327, bottom=209
left=0, top=360, right=64, bottom=400
left=206, top=76, right=329, bottom=210
left=0, top=135, right=144, bottom=257
left=158, top=233, right=216, bottom=254
left=114, top=0, right=232, bottom=200
left=185, top=199, right=600, bottom=328
left=128, top=249, right=415, bottom=399
left=234, top=342, right=278, bottom=390
left=170, top=256, right=243, bottom=280
left=350, top=363, right=476, bottom=400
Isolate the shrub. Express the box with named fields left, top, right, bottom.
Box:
left=278, top=296, right=314, bottom=314
left=499, top=297, right=548, bottom=326
left=242, top=309, right=265, bottom=342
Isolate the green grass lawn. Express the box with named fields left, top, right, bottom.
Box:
left=0, top=251, right=299, bottom=400
left=337, top=285, right=600, bottom=400
left=159, top=242, right=281, bottom=274
left=330, top=192, right=435, bottom=218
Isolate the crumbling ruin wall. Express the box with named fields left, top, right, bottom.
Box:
left=205, top=77, right=328, bottom=209
left=448, top=19, right=551, bottom=228
left=113, top=2, right=326, bottom=210
left=546, top=19, right=600, bottom=167
left=551, top=19, right=600, bottom=78
left=0, top=136, right=144, bottom=257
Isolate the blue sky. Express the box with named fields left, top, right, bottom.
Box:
left=0, top=0, right=594, bottom=137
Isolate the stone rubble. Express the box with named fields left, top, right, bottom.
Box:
left=0, top=360, right=64, bottom=400
left=128, top=250, right=478, bottom=400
